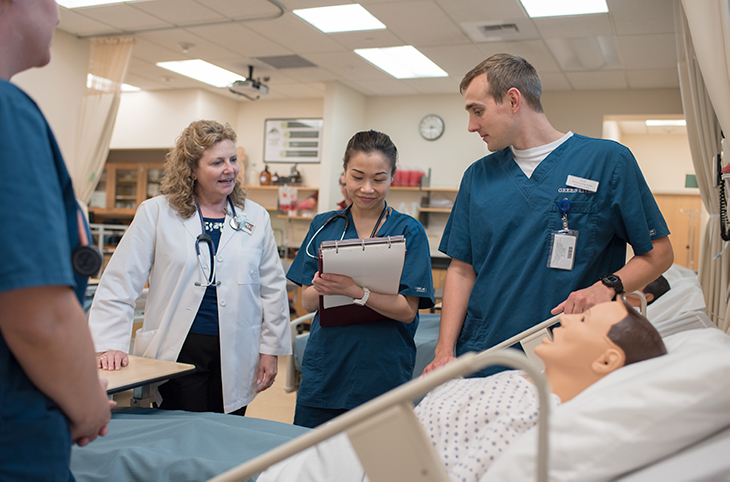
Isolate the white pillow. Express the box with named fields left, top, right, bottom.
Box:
left=483, top=327, right=730, bottom=482
left=646, top=264, right=706, bottom=325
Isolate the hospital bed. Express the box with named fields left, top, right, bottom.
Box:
left=70, top=265, right=730, bottom=481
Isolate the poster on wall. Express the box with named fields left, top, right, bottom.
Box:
left=264, top=118, right=324, bottom=163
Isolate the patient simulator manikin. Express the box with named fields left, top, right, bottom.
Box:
left=259, top=300, right=668, bottom=482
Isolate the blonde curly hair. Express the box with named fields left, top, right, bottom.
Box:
left=160, top=120, right=246, bottom=219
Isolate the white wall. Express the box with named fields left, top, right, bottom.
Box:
left=110, top=89, right=238, bottom=149
left=622, top=133, right=697, bottom=195
left=236, top=97, right=323, bottom=188
left=12, top=29, right=89, bottom=163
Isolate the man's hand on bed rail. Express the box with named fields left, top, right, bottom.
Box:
left=97, top=349, right=129, bottom=370
left=551, top=281, right=615, bottom=315
left=256, top=354, right=278, bottom=392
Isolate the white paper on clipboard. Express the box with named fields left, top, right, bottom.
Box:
left=319, top=236, right=406, bottom=309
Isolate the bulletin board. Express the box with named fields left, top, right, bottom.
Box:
left=264, top=118, right=324, bottom=163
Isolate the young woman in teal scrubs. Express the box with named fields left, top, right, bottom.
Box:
left=287, top=130, right=434, bottom=428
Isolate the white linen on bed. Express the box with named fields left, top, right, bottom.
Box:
left=646, top=264, right=712, bottom=336
left=483, top=327, right=730, bottom=482
left=414, top=371, right=561, bottom=481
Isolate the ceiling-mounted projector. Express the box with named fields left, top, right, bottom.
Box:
left=229, top=65, right=269, bottom=101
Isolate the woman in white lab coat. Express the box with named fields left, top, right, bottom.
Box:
left=88, top=120, right=291, bottom=414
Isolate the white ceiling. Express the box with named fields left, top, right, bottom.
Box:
left=57, top=0, right=680, bottom=103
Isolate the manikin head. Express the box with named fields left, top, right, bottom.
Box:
left=535, top=299, right=667, bottom=402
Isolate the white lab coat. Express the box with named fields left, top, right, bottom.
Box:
left=88, top=195, right=292, bottom=412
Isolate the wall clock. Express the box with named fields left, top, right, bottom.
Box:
left=419, top=114, right=445, bottom=141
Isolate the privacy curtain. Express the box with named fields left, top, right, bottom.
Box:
left=70, top=36, right=135, bottom=205
left=676, top=0, right=729, bottom=332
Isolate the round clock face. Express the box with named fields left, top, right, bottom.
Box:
left=419, top=114, right=445, bottom=141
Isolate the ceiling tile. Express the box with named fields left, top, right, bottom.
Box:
left=434, top=0, right=527, bottom=23
left=533, top=13, right=612, bottom=39
left=617, top=34, right=678, bottom=70
left=58, top=9, right=121, bottom=37
left=185, top=23, right=291, bottom=58
left=474, top=40, right=562, bottom=73
left=244, top=13, right=349, bottom=54
left=129, top=0, right=226, bottom=25
left=626, top=69, right=680, bottom=89
left=608, top=0, right=676, bottom=35
left=350, top=79, right=420, bottom=96
left=63, top=4, right=169, bottom=33
left=566, top=71, right=628, bottom=90
left=367, top=1, right=471, bottom=46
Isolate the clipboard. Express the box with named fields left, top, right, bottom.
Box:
left=318, top=236, right=406, bottom=327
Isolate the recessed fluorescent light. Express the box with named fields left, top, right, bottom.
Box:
left=520, top=0, right=608, bottom=18
left=121, top=84, right=141, bottom=92
left=293, top=4, right=385, bottom=33
left=646, top=120, right=686, bottom=127
left=355, top=46, right=447, bottom=79
left=56, top=0, right=142, bottom=8
left=156, top=60, right=245, bottom=88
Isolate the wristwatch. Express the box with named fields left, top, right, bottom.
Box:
left=601, top=274, right=625, bottom=299
left=354, top=287, right=370, bottom=306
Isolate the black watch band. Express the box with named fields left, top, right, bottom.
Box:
left=601, top=274, right=625, bottom=298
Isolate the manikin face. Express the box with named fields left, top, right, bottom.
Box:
left=344, top=151, right=392, bottom=212
left=464, top=74, right=516, bottom=152
left=535, top=300, right=627, bottom=370
left=193, top=139, right=239, bottom=202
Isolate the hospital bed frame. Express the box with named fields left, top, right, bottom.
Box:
left=212, top=349, right=551, bottom=482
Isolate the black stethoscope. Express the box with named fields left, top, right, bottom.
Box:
left=305, top=202, right=389, bottom=259
left=194, top=196, right=244, bottom=287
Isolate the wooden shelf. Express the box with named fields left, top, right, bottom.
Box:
left=419, top=207, right=451, bottom=213
left=277, top=214, right=316, bottom=220
left=247, top=185, right=317, bottom=191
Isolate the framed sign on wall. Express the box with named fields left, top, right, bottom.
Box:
left=264, top=118, right=324, bottom=163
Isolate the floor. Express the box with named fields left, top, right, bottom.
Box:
left=246, top=355, right=298, bottom=423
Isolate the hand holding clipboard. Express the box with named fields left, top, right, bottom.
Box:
left=317, top=236, right=406, bottom=327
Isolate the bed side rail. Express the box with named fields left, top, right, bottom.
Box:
left=211, top=349, right=551, bottom=482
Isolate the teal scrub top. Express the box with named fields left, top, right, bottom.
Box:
left=287, top=207, right=434, bottom=409
left=440, top=134, right=669, bottom=377
left=0, top=79, right=85, bottom=480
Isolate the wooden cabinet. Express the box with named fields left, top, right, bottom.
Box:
left=89, top=162, right=164, bottom=220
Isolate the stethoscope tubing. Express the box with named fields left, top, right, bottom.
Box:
left=194, top=196, right=241, bottom=287
left=305, top=202, right=388, bottom=259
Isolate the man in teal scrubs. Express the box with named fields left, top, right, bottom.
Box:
left=423, top=54, right=674, bottom=377
left=0, top=0, right=112, bottom=479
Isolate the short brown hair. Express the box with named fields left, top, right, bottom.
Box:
left=607, top=299, right=667, bottom=366
left=160, top=120, right=245, bottom=219
left=460, top=53, right=543, bottom=113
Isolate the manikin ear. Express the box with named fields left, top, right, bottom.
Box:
left=644, top=293, right=655, bottom=303
left=591, top=348, right=626, bottom=375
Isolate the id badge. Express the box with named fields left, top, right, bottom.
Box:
left=548, top=229, right=578, bottom=270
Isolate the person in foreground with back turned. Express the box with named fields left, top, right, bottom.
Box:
left=258, top=298, right=667, bottom=481
left=287, top=130, right=434, bottom=428
left=89, top=120, right=291, bottom=415
left=0, top=0, right=112, bottom=479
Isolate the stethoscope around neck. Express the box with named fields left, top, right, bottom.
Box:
left=305, top=202, right=389, bottom=259
left=194, top=196, right=244, bottom=287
